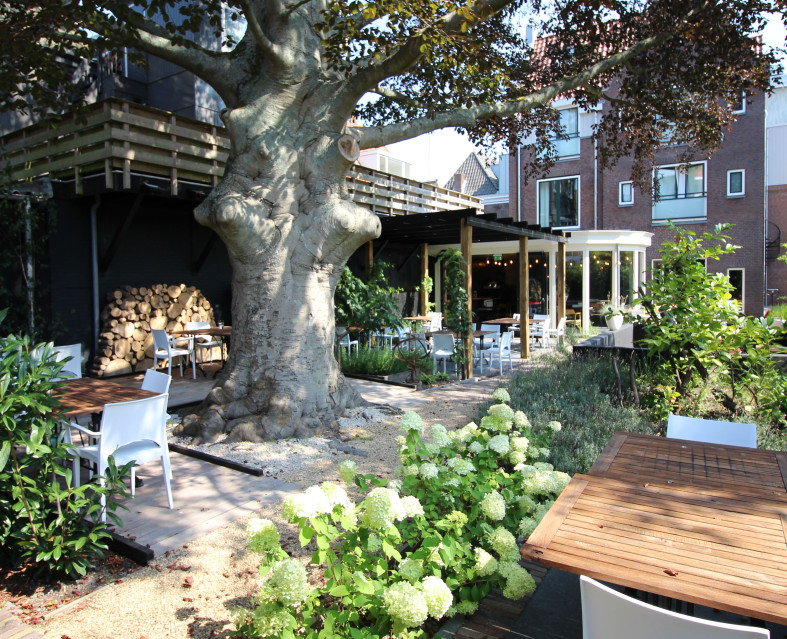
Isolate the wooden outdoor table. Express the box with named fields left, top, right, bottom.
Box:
left=484, top=317, right=520, bottom=326
left=403, top=316, right=431, bottom=323
left=520, top=432, right=787, bottom=625
left=56, top=377, right=158, bottom=418
left=172, top=325, right=232, bottom=377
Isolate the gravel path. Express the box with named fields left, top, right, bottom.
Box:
left=38, top=361, right=546, bottom=639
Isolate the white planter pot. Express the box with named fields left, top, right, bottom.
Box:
left=606, top=314, right=624, bottom=331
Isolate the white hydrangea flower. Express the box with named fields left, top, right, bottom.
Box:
left=533, top=462, right=554, bottom=471
left=419, top=462, right=439, bottom=479
left=452, top=458, right=475, bottom=475
left=400, top=410, right=425, bottom=434
left=430, top=423, right=452, bottom=448
left=521, top=470, right=554, bottom=496
left=517, top=494, right=537, bottom=513
left=422, top=576, right=453, bottom=619
left=399, top=558, right=424, bottom=582
left=456, top=423, right=478, bottom=442
left=468, top=440, right=485, bottom=455
left=252, top=601, right=291, bottom=636
left=396, top=435, right=407, bottom=446
left=538, top=446, right=550, bottom=459
left=247, top=518, right=280, bottom=554
left=509, top=450, right=527, bottom=466
left=320, top=482, right=352, bottom=511
left=513, top=410, right=531, bottom=429
left=403, top=464, right=419, bottom=477
left=548, top=420, right=562, bottom=432
left=492, top=387, right=511, bottom=403
left=423, top=442, right=441, bottom=456
left=427, top=543, right=446, bottom=567
left=387, top=479, right=402, bottom=492
left=519, top=464, right=537, bottom=477
left=498, top=561, right=536, bottom=600
left=367, top=532, right=382, bottom=553
left=552, top=471, right=572, bottom=493
left=383, top=581, right=429, bottom=629
left=268, top=559, right=308, bottom=606
left=510, top=436, right=529, bottom=452
left=488, top=403, right=515, bottom=423
left=487, top=434, right=510, bottom=455
left=361, top=487, right=407, bottom=530
left=518, top=516, right=538, bottom=538
left=281, top=493, right=315, bottom=523
left=338, top=459, right=357, bottom=484
left=488, top=527, right=519, bottom=562
left=443, top=476, right=460, bottom=488
left=480, top=490, right=506, bottom=521
left=480, top=414, right=510, bottom=433
left=303, top=485, right=332, bottom=515
left=401, top=495, right=425, bottom=517
left=473, top=547, right=499, bottom=577
left=455, top=600, right=479, bottom=615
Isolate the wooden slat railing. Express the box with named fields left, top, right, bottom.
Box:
left=0, top=99, right=481, bottom=214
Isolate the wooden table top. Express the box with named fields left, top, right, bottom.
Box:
left=172, top=325, right=232, bottom=337
left=483, top=317, right=521, bottom=325
left=56, top=377, right=159, bottom=418
left=520, top=432, right=787, bottom=625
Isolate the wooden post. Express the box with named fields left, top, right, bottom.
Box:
left=365, top=241, right=374, bottom=281
left=557, top=237, right=566, bottom=323
left=520, top=236, right=530, bottom=360
left=420, top=243, right=429, bottom=314
left=461, top=218, right=473, bottom=379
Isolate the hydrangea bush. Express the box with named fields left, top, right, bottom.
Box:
left=237, top=388, right=570, bottom=638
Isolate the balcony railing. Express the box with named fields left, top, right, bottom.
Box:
left=652, top=192, right=707, bottom=222
left=552, top=133, right=580, bottom=158
left=0, top=98, right=481, bottom=215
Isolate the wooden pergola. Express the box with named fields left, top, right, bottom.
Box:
left=373, top=209, right=568, bottom=378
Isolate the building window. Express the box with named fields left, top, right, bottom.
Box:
left=552, top=107, right=580, bottom=158
left=732, top=93, right=746, bottom=114
left=652, top=161, right=707, bottom=222
left=619, top=181, right=634, bottom=206
left=728, top=268, right=745, bottom=312
left=727, top=169, right=745, bottom=197
left=538, top=176, right=580, bottom=228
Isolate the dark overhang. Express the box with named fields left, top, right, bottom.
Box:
left=378, top=209, right=568, bottom=245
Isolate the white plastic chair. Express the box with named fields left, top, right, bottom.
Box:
left=335, top=326, right=359, bottom=357
left=511, top=313, right=521, bottom=337
left=531, top=314, right=551, bottom=348
left=185, top=321, right=221, bottom=366
left=546, top=316, right=567, bottom=345
left=666, top=414, right=758, bottom=448
left=580, top=575, right=769, bottom=639
left=432, top=333, right=455, bottom=374
left=152, top=329, right=195, bottom=379
left=491, top=330, right=514, bottom=375
left=53, top=343, right=82, bottom=379
left=69, top=394, right=174, bottom=523
left=474, top=326, right=499, bottom=373
left=427, top=312, right=443, bottom=332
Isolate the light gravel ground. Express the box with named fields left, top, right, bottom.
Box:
left=38, top=381, right=500, bottom=639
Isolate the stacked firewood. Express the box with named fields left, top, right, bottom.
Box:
left=91, top=283, right=216, bottom=377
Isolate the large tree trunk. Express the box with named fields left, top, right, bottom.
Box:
left=175, top=104, right=380, bottom=442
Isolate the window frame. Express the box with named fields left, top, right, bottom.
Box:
left=619, top=181, right=634, bottom=206
left=537, top=175, right=581, bottom=229
left=727, top=169, right=745, bottom=197
left=727, top=268, right=745, bottom=312
left=552, top=106, right=580, bottom=159
left=732, top=92, right=746, bottom=115
left=651, top=160, right=708, bottom=222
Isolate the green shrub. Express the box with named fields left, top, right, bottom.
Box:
left=237, top=391, right=569, bottom=638
left=505, top=352, right=655, bottom=475
left=339, top=345, right=409, bottom=376
left=769, top=303, right=787, bottom=320
left=0, top=320, right=131, bottom=578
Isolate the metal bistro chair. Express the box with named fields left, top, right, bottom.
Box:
left=580, top=575, right=769, bottom=639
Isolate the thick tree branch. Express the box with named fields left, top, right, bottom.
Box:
left=238, top=0, right=291, bottom=67
left=355, top=31, right=670, bottom=149
left=371, top=85, right=427, bottom=109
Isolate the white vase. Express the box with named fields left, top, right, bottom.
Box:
left=606, top=314, right=624, bottom=331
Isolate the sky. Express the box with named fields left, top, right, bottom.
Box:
left=387, top=14, right=787, bottom=188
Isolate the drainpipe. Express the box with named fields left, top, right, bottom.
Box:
left=764, top=97, right=769, bottom=311
left=90, top=195, right=101, bottom=354
left=594, top=111, right=599, bottom=230
left=517, top=144, right=522, bottom=222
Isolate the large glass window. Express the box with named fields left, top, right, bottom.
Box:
left=553, top=107, right=580, bottom=157
left=652, top=162, right=707, bottom=221
left=538, top=176, right=580, bottom=228
left=728, top=268, right=745, bottom=312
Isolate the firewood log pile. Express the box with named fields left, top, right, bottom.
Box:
left=91, top=283, right=216, bottom=377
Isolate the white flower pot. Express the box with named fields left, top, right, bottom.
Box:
left=606, top=314, right=624, bottom=331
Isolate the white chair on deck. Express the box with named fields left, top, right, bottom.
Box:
left=427, top=312, right=443, bottom=332
left=69, top=394, right=174, bottom=523
left=580, top=575, right=769, bottom=638
left=335, top=326, right=359, bottom=357
left=490, top=330, right=514, bottom=375
left=546, top=316, right=567, bottom=345
left=666, top=414, right=757, bottom=448
left=432, top=333, right=455, bottom=374
left=185, top=321, right=221, bottom=366
left=53, top=343, right=82, bottom=380
left=511, top=313, right=521, bottom=338
left=152, top=329, right=195, bottom=379
left=530, top=314, right=551, bottom=348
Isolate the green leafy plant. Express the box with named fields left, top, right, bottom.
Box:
left=437, top=250, right=472, bottom=376
left=339, top=345, right=409, bottom=377
left=237, top=391, right=570, bottom=638
left=416, top=275, right=435, bottom=315
left=0, top=316, right=131, bottom=578
left=598, top=296, right=628, bottom=320
left=334, top=263, right=403, bottom=340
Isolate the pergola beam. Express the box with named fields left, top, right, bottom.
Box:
left=466, top=216, right=569, bottom=243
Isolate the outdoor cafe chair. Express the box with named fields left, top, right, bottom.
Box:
left=511, top=313, right=521, bottom=337
left=335, top=326, right=359, bottom=357
left=531, top=314, right=551, bottom=348
left=53, top=343, right=82, bottom=380
left=546, top=316, right=567, bottom=345
left=68, top=393, right=174, bottom=523
left=152, top=328, right=195, bottom=379
left=432, top=333, right=455, bottom=374
left=138, top=369, right=173, bottom=483
left=580, top=575, right=769, bottom=638
left=491, top=330, right=514, bottom=375
left=427, top=312, right=443, bottom=332
left=185, top=321, right=222, bottom=365
left=666, top=414, right=758, bottom=448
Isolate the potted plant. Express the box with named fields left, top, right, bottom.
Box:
left=600, top=296, right=627, bottom=331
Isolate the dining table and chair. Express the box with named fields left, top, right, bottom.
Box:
left=520, top=429, right=787, bottom=629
